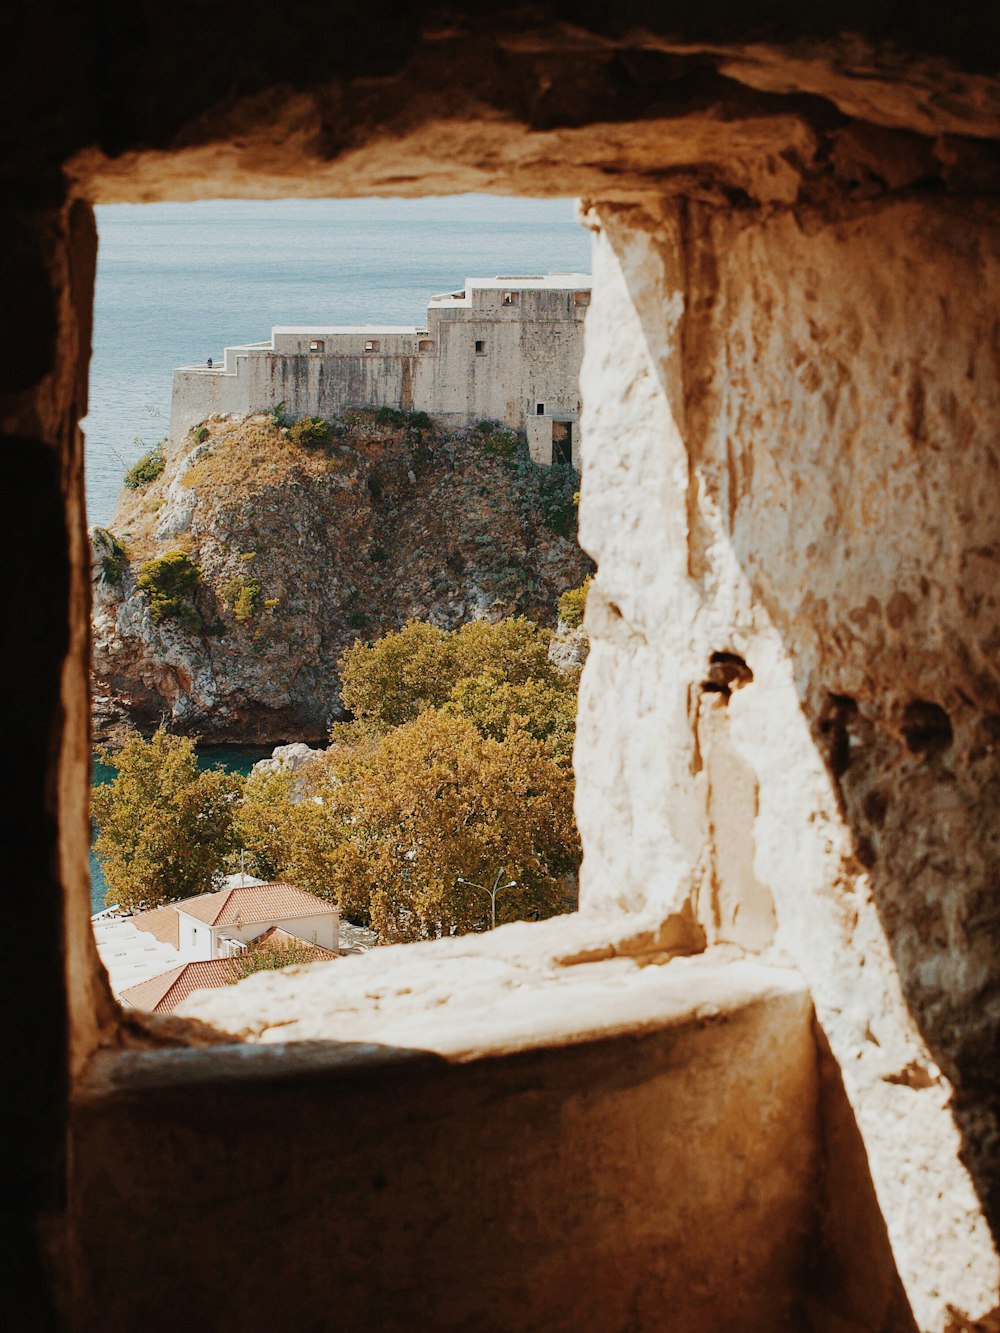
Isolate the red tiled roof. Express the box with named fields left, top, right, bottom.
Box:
left=132, top=904, right=181, bottom=949
left=178, top=883, right=336, bottom=927
left=119, top=959, right=239, bottom=1013
left=119, top=939, right=338, bottom=1014
left=253, top=926, right=337, bottom=958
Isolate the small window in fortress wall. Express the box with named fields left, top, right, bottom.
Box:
left=364, top=340, right=380, bottom=353
left=574, top=290, right=590, bottom=307
left=418, top=339, right=434, bottom=352
left=502, top=290, right=518, bottom=306
left=536, top=402, right=545, bottom=415
left=309, top=339, right=325, bottom=353
left=475, top=340, right=486, bottom=355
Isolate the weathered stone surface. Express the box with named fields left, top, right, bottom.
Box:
left=79, top=952, right=822, bottom=1333
left=575, top=196, right=1000, bottom=1329
left=8, top=4, right=1000, bottom=1330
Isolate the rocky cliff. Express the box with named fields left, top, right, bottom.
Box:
left=91, top=410, right=590, bottom=743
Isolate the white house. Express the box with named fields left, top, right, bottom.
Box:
left=170, top=273, right=591, bottom=465
left=144, top=881, right=339, bottom=960
left=93, top=880, right=340, bottom=1006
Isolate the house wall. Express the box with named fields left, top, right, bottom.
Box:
left=211, top=910, right=340, bottom=956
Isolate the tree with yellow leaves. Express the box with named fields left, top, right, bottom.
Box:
left=92, top=729, right=241, bottom=910
left=305, top=709, right=578, bottom=941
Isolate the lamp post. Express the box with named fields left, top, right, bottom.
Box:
left=456, top=868, right=518, bottom=930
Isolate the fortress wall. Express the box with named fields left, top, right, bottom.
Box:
left=253, top=352, right=422, bottom=420
left=428, top=314, right=586, bottom=429
left=169, top=286, right=589, bottom=442
left=170, top=366, right=252, bottom=439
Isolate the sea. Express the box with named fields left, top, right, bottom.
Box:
left=86, top=195, right=592, bottom=911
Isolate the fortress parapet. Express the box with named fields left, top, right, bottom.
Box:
left=170, top=273, right=591, bottom=466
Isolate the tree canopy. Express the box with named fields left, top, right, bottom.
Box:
left=93, top=614, right=583, bottom=939
left=92, top=729, right=241, bottom=910
left=338, top=615, right=569, bottom=732
left=250, top=710, right=577, bottom=942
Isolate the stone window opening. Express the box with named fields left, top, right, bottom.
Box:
left=364, top=338, right=380, bottom=353
left=502, top=290, right=518, bottom=305
left=536, top=401, right=545, bottom=415
left=20, top=18, right=996, bottom=1328
left=417, top=337, right=434, bottom=352
left=475, top=338, right=486, bottom=354
left=309, top=339, right=325, bottom=352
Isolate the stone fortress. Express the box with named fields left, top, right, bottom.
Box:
left=170, top=273, right=591, bottom=465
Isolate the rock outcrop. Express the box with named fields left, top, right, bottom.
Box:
left=91, top=411, right=590, bottom=743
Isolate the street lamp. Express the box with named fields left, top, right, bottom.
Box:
left=456, top=867, right=518, bottom=930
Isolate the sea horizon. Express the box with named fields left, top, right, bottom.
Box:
left=84, top=195, right=591, bottom=528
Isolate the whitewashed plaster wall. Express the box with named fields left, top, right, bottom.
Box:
left=574, top=198, right=1000, bottom=1331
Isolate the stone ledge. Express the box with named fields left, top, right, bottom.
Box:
left=71, top=943, right=818, bottom=1332
left=81, top=913, right=809, bottom=1091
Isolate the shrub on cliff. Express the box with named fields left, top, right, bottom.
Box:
left=536, top=466, right=579, bottom=539
left=287, top=415, right=331, bottom=448
left=92, top=730, right=242, bottom=910
left=223, top=576, right=262, bottom=623
left=137, top=549, right=202, bottom=629
left=476, top=420, right=521, bottom=461
left=558, top=576, right=591, bottom=628
left=124, top=443, right=165, bottom=489
left=92, top=528, right=129, bottom=584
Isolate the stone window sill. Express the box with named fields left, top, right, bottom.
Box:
left=81, top=913, right=808, bottom=1095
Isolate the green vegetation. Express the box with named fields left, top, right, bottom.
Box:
left=224, top=576, right=262, bottom=623
left=558, top=576, right=591, bottom=628
left=288, top=415, right=331, bottom=448
left=476, top=420, right=521, bottom=461
left=193, top=426, right=210, bottom=443
left=373, top=406, right=431, bottom=431
left=237, top=615, right=583, bottom=939
left=136, top=550, right=202, bottom=629
left=268, top=709, right=575, bottom=941
left=93, top=528, right=129, bottom=584
left=230, top=938, right=319, bottom=980
left=93, top=618, right=581, bottom=941
left=339, top=616, right=563, bottom=732
left=124, top=443, right=166, bottom=490
left=92, top=730, right=242, bottom=911
left=536, top=466, right=579, bottom=539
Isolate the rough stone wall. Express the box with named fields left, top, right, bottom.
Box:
left=7, top=4, right=1000, bottom=1329
left=576, top=196, right=1000, bottom=1329
left=75, top=958, right=820, bottom=1333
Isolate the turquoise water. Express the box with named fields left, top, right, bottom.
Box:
left=89, top=744, right=274, bottom=913
left=84, top=196, right=591, bottom=526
